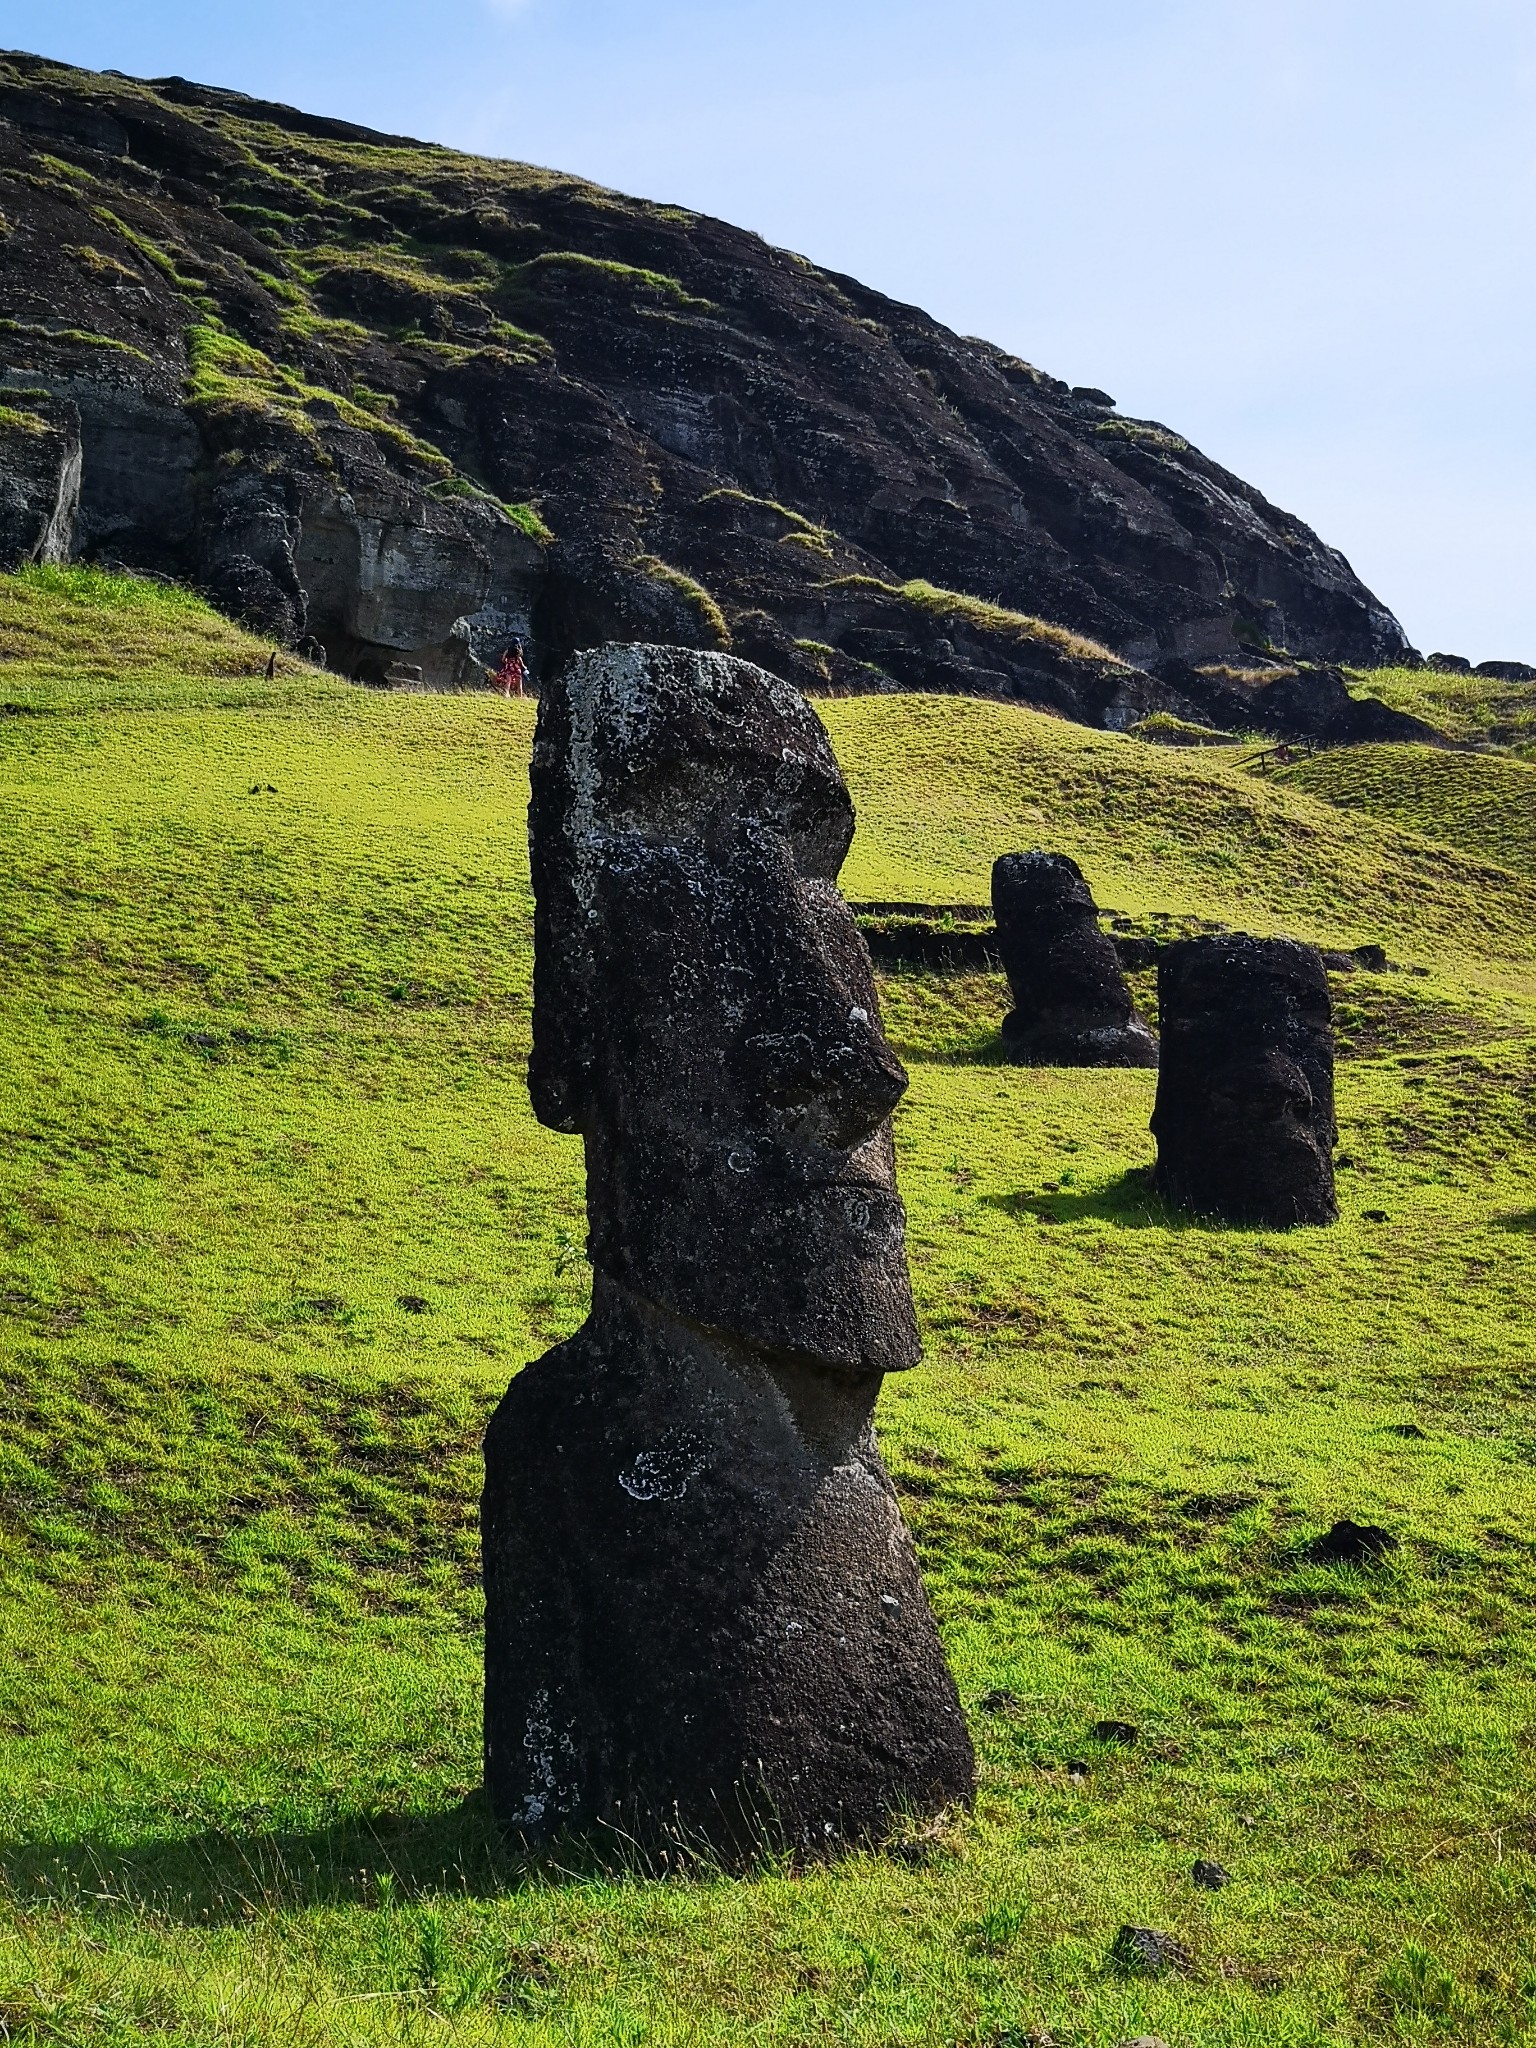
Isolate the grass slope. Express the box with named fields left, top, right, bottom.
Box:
left=1278, top=744, right=1536, bottom=882
left=2, top=569, right=1535, bottom=2046
left=1346, top=665, right=1536, bottom=751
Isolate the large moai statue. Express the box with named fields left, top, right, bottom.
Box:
left=1151, top=934, right=1338, bottom=1226
left=992, top=850, right=1158, bottom=1067
left=482, top=643, right=975, bottom=1857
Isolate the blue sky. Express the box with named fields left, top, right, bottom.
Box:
left=7, top=0, right=1533, bottom=658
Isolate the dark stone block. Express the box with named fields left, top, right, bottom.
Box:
left=1192, top=1857, right=1231, bottom=1889
left=1475, top=660, right=1536, bottom=682
left=992, top=852, right=1158, bottom=1067
left=1151, top=934, right=1338, bottom=1226
left=483, top=644, right=974, bottom=1857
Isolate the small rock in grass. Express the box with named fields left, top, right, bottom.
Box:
left=1066, top=1758, right=1090, bottom=1782
left=1092, top=1718, right=1139, bottom=1745
left=1110, top=1924, right=1192, bottom=1976
left=1363, top=1208, right=1390, bottom=1223
left=1116, top=2037, right=1172, bottom=2048
left=1192, top=1856, right=1230, bottom=1889
left=978, top=1688, right=1023, bottom=1716
left=1303, top=1518, right=1398, bottom=1565
left=396, top=1293, right=430, bottom=1313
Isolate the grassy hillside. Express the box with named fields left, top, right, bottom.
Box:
left=1346, top=664, right=1536, bottom=751
left=2, top=569, right=1536, bottom=2046
left=1277, top=743, right=1536, bottom=882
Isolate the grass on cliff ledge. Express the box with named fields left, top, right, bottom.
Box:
left=1, top=569, right=1535, bottom=2046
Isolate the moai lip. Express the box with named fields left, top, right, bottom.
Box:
left=1151, top=933, right=1338, bottom=1227
left=992, top=850, right=1158, bottom=1067
left=483, top=643, right=975, bottom=1859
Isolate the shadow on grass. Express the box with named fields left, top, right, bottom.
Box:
left=1494, top=1207, right=1536, bottom=1234
left=980, top=1167, right=1181, bottom=1230
left=894, top=1034, right=1011, bottom=1068
left=0, top=1793, right=740, bottom=1920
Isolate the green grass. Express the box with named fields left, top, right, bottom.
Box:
left=2, top=570, right=1536, bottom=2043
left=508, top=251, right=711, bottom=308
left=634, top=555, right=732, bottom=648
left=0, top=403, right=53, bottom=437
left=1130, top=712, right=1244, bottom=747
left=1348, top=666, right=1536, bottom=750
left=827, top=579, right=1130, bottom=670
left=1280, top=743, right=1536, bottom=879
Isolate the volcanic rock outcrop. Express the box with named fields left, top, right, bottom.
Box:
left=992, top=851, right=1158, bottom=1066
left=0, top=390, right=80, bottom=565
left=1151, top=935, right=1338, bottom=1226
left=0, top=49, right=1410, bottom=720
left=481, top=642, right=975, bottom=1855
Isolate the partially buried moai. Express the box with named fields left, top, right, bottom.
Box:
left=992, top=850, right=1158, bottom=1066
left=482, top=643, right=975, bottom=1857
left=1151, top=934, right=1338, bottom=1226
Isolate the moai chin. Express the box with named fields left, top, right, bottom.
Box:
left=992, top=850, right=1158, bottom=1067
left=1151, top=933, right=1338, bottom=1226
left=482, top=643, right=975, bottom=1857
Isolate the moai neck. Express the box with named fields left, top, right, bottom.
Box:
left=584, top=1270, right=884, bottom=1472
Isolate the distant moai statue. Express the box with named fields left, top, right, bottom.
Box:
left=482, top=643, right=975, bottom=1857
left=992, top=850, right=1158, bottom=1066
left=1151, top=934, right=1338, bottom=1226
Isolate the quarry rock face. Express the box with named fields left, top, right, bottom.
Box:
left=0, top=392, right=81, bottom=565
left=1151, top=934, right=1338, bottom=1226
left=0, top=51, right=1410, bottom=718
left=992, top=851, right=1158, bottom=1067
left=482, top=642, right=975, bottom=1855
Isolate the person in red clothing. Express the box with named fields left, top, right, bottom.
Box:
left=493, top=641, right=527, bottom=699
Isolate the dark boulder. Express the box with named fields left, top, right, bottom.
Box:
left=1151, top=935, right=1338, bottom=1226
left=1475, top=659, right=1536, bottom=683
left=992, top=852, right=1158, bottom=1067
left=1428, top=652, right=1472, bottom=673
left=483, top=644, right=974, bottom=1858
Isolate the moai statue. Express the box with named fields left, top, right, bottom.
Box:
left=1151, top=934, right=1338, bottom=1226
left=482, top=644, right=975, bottom=1856
left=992, top=851, right=1158, bottom=1066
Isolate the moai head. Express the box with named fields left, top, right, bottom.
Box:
left=992, top=850, right=1157, bottom=1067
left=528, top=644, right=920, bottom=1373
left=1151, top=934, right=1337, bottom=1226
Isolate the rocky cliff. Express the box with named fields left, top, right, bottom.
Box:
left=0, top=50, right=1411, bottom=723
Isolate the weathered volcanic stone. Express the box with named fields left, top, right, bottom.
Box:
left=0, top=394, right=81, bottom=568
left=992, top=852, right=1158, bottom=1067
left=482, top=643, right=975, bottom=1856
left=1151, top=935, right=1338, bottom=1226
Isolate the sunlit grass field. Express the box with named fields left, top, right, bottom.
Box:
left=2, top=568, right=1535, bottom=2045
